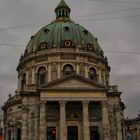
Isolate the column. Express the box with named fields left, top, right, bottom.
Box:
left=59, top=101, right=66, bottom=140
left=82, top=101, right=90, bottom=140
left=21, top=98, right=28, bottom=140
left=102, top=101, right=110, bottom=140
left=39, top=101, right=46, bottom=140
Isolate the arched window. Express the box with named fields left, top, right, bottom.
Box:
left=89, top=67, right=97, bottom=81
left=79, top=63, right=85, bottom=76
left=21, top=73, right=26, bottom=91
left=37, top=67, right=46, bottom=86
left=63, top=64, right=74, bottom=76
left=51, top=64, right=57, bottom=81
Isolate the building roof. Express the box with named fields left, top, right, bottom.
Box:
left=24, top=0, right=103, bottom=56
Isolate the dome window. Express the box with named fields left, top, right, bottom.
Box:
left=87, top=44, right=94, bottom=51
left=89, top=67, right=97, bottom=81
left=63, top=26, right=70, bottom=31
left=31, top=35, right=34, bottom=40
left=44, top=28, right=50, bottom=33
left=39, top=42, right=48, bottom=50
left=83, top=30, right=89, bottom=35
left=63, top=64, right=74, bottom=76
left=63, top=40, right=72, bottom=47
left=24, top=50, right=28, bottom=55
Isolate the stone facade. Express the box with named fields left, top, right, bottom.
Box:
left=2, top=0, right=125, bottom=140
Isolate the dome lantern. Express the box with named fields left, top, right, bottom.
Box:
left=55, top=0, right=71, bottom=19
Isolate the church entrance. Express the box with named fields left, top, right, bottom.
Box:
left=67, top=126, right=78, bottom=140
left=47, top=127, right=56, bottom=140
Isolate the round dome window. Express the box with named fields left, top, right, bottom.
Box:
left=64, top=40, right=72, bottom=47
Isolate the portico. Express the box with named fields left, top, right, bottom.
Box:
left=39, top=100, right=110, bottom=140
left=39, top=75, right=110, bottom=140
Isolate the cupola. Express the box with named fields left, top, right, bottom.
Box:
left=55, top=0, right=71, bottom=19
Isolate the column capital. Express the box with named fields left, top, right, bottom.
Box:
left=82, top=101, right=89, bottom=107
left=101, top=101, right=108, bottom=108
left=59, top=101, right=67, bottom=106
left=40, top=100, right=46, bottom=105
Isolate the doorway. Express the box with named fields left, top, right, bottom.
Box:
left=47, top=127, right=56, bottom=140
left=68, top=126, right=78, bottom=140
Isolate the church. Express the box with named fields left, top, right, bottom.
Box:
left=2, top=0, right=125, bottom=140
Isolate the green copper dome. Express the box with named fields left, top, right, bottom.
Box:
left=24, top=0, right=103, bottom=56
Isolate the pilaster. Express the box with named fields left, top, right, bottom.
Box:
left=76, top=63, right=79, bottom=75
left=98, top=69, right=102, bottom=84
left=32, top=67, right=35, bottom=84
left=85, top=65, right=88, bottom=78
left=57, top=63, right=61, bottom=79
left=48, top=64, right=51, bottom=82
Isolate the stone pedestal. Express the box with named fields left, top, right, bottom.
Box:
left=102, top=101, right=110, bottom=140
left=59, top=101, right=66, bottom=140
left=82, top=101, right=90, bottom=140
left=39, top=101, right=46, bottom=140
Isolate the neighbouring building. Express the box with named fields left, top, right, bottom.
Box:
left=125, top=113, right=140, bottom=140
left=2, top=0, right=126, bottom=140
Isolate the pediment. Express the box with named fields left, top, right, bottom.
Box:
left=41, top=74, right=106, bottom=90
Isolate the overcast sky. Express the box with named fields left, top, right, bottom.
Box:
left=0, top=0, right=140, bottom=118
